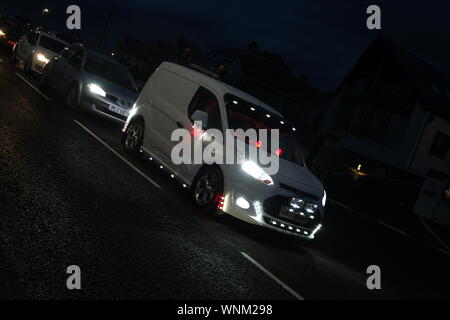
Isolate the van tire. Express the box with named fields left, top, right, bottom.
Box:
left=192, top=166, right=225, bottom=215
left=123, top=118, right=144, bottom=154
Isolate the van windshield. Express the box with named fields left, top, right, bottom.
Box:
left=224, top=94, right=305, bottom=166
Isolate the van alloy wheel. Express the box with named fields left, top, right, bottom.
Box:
left=124, top=122, right=143, bottom=152
left=193, top=167, right=224, bottom=214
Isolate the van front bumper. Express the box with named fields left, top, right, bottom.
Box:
left=222, top=184, right=324, bottom=239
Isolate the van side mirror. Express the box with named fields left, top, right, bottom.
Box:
left=190, top=110, right=208, bottom=130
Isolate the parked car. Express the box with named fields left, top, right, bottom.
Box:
left=40, top=44, right=138, bottom=122
left=12, top=29, right=68, bottom=74
left=121, top=62, right=326, bottom=239
left=0, top=15, right=33, bottom=51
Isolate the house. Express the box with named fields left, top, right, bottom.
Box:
left=321, top=36, right=450, bottom=225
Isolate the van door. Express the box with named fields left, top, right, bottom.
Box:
left=181, top=86, right=224, bottom=181
left=144, top=69, right=198, bottom=168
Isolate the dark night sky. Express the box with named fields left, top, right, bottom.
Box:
left=2, top=0, right=450, bottom=91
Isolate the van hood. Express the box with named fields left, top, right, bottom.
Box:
left=276, top=158, right=324, bottom=199
left=235, top=141, right=324, bottom=199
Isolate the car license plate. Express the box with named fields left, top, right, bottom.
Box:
left=108, top=105, right=129, bottom=117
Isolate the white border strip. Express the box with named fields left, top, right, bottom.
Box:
left=73, top=120, right=162, bottom=189
left=15, top=72, right=51, bottom=101
left=241, top=252, right=304, bottom=300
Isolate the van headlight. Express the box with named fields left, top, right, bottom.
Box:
left=241, top=161, right=274, bottom=186
left=87, top=83, right=106, bottom=97
left=322, top=190, right=327, bottom=207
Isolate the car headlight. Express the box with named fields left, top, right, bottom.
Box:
left=36, top=53, right=49, bottom=64
left=322, top=190, right=327, bottom=207
left=87, top=83, right=106, bottom=97
left=0, top=29, right=5, bottom=37
left=241, top=161, right=274, bottom=186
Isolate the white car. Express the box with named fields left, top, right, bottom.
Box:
left=121, top=62, right=325, bottom=239
left=11, top=29, right=68, bottom=74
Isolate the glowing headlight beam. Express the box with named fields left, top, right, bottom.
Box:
left=241, top=161, right=274, bottom=186
left=36, top=53, right=49, bottom=64
left=87, top=83, right=106, bottom=97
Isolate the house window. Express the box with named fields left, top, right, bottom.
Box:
left=430, top=132, right=450, bottom=160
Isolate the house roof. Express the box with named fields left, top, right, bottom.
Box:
left=340, top=36, right=450, bottom=122
left=381, top=37, right=450, bottom=122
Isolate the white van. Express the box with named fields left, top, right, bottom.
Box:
left=121, top=62, right=325, bottom=239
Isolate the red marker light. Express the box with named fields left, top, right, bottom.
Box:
left=256, top=140, right=262, bottom=148
left=276, top=149, right=283, bottom=156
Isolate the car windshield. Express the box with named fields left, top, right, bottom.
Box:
left=225, top=94, right=305, bottom=166
left=84, top=54, right=136, bottom=91
left=39, top=35, right=66, bottom=53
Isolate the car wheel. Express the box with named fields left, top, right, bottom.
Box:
left=123, top=119, right=144, bottom=154
left=65, top=85, right=80, bottom=111
left=24, top=57, right=32, bottom=73
left=39, top=67, right=49, bottom=89
left=193, top=166, right=224, bottom=215
left=10, top=50, right=17, bottom=64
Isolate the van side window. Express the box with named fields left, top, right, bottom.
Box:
left=188, top=87, right=222, bottom=130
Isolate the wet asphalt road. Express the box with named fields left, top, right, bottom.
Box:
left=0, top=48, right=449, bottom=300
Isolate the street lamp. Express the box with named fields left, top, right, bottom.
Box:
left=42, top=8, right=50, bottom=14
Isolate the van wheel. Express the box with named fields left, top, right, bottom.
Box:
left=192, top=166, right=224, bottom=215
left=65, top=85, right=80, bottom=111
left=123, top=119, right=144, bottom=154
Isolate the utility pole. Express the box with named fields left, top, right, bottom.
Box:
left=98, top=1, right=116, bottom=49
